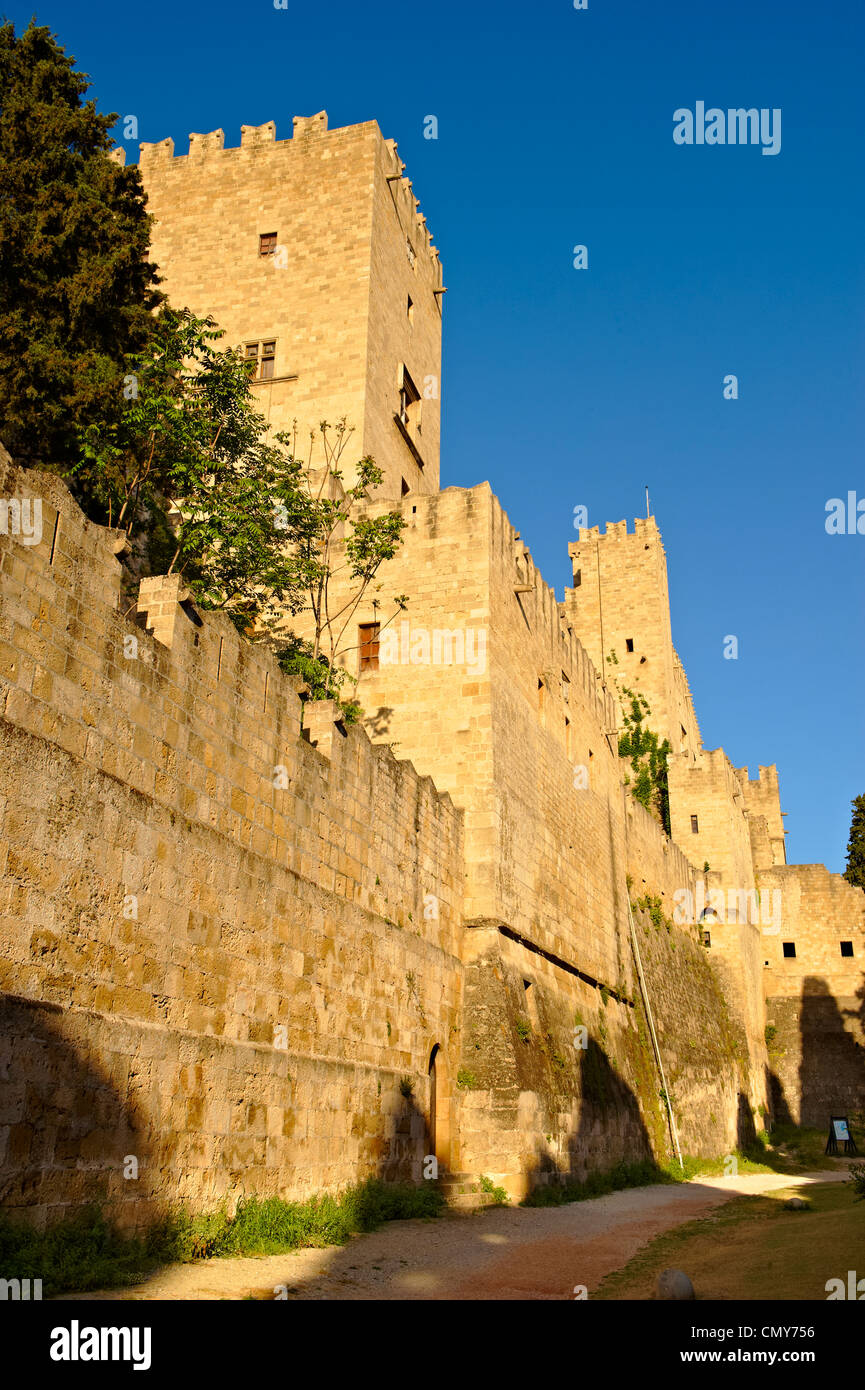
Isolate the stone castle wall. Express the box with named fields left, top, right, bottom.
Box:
left=0, top=456, right=776, bottom=1220
left=290, top=482, right=771, bottom=1194
left=0, top=451, right=463, bottom=1229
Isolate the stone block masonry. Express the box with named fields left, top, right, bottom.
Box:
left=0, top=448, right=463, bottom=1228
left=0, top=448, right=779, bottom=1220
left=760, top=864, right=865, bottom=1127
left=136, top=113, right=443, bottom=501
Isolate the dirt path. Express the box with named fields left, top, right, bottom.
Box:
left=57, top=1171, right=848, bottom=1302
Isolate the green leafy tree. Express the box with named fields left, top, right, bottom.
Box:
left=0, top=21, right=161, bottom=469
left=76, top=306, right=310, bottom=629
left=276, top=420, right=408, bottom=704
left=74, top=311, right=407, bottom=717
left=844, top=795, right=865, bottom=892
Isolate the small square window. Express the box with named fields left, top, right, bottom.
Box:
left=840, top=941, right=854, bottom=958
left=625, top=638, right=634, bottom=653
left=259, top=232, right=278, bottom=256
left=782, top=941, right=796, bottom=959
left=358, top=622, right=380, bottom=672
left=690, top=815, right=699, bottom=834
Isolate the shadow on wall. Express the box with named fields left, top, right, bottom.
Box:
left=0, top=993, right=154, bottom=1229
left=767, top=1061, right=794, bottom=1128
left=0, top=991, right=442, bottom=1232
left=798, top=975, right=865, bottom=1129
left=767, top=974, right=865, bottom=1130
left=736, top=1091, right=758, bottom=1150
left=365, top=706, right=395, bottom=739
left=521, top=1035, right=656, bottom=1194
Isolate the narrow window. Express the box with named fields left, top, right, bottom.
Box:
left=574, top=568, right=582, bottom=587
left=690, top=814, right=699, bottom=834
left=398, top=365, right=422, bottom=437
left=407, top=294, right=414, bottom=323
left=562, top=670, right=570, bottom=703
left=840, top=941, right=854, bottom=958
left=782, top=941, right=796, bottom=959
left=259, top=232, right=278, bottom=256
left=260, top=340, right=276, bottom=380
left=358, top=622, right=380, bottom=672
left=538, top=678, right=545, bottom=723
left=401, top=478, right=410, bottom=496
left=625, top=638, right=634, bottom=653
left=702, top=930, right=711, bottom=948
left=565, top=716, right=572, bottom=759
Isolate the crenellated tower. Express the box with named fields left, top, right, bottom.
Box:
left=127, top=112, right=444, bottom=499
left=564, top=516, right=701, bottom=758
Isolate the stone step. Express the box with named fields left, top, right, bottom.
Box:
left=445, top=1190, right=497, bottom=1210
left=436, top=1174, right=500, bottom=1208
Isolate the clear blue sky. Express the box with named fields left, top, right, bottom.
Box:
left=7, top=0, right=863, bottom=871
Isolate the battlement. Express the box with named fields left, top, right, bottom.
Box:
left=571, top=516, right=661, bottom=547
left=133, top=113, right=441, bottom=278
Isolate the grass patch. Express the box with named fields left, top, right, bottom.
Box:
left=761, top=1122, right=856, bottom=1173
left=519, top=1123, right=854, bottom=1210
left=594, top=1179, right=864, bottom=1300
left=0, top=1178, right=444, bottom=1298
left=521, top=1158, right=673, bottom=1207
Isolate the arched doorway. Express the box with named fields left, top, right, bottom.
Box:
left=428, top=1044, right=451, bottom=1173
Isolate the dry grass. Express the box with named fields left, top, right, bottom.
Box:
left=594, top=1179, right=865, bottom=1300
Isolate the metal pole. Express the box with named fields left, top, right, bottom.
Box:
left=627, top=893, right=683, bottom=1169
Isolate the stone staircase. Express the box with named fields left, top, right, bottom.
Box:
left=437, top=1172, right=499, bottom=1210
